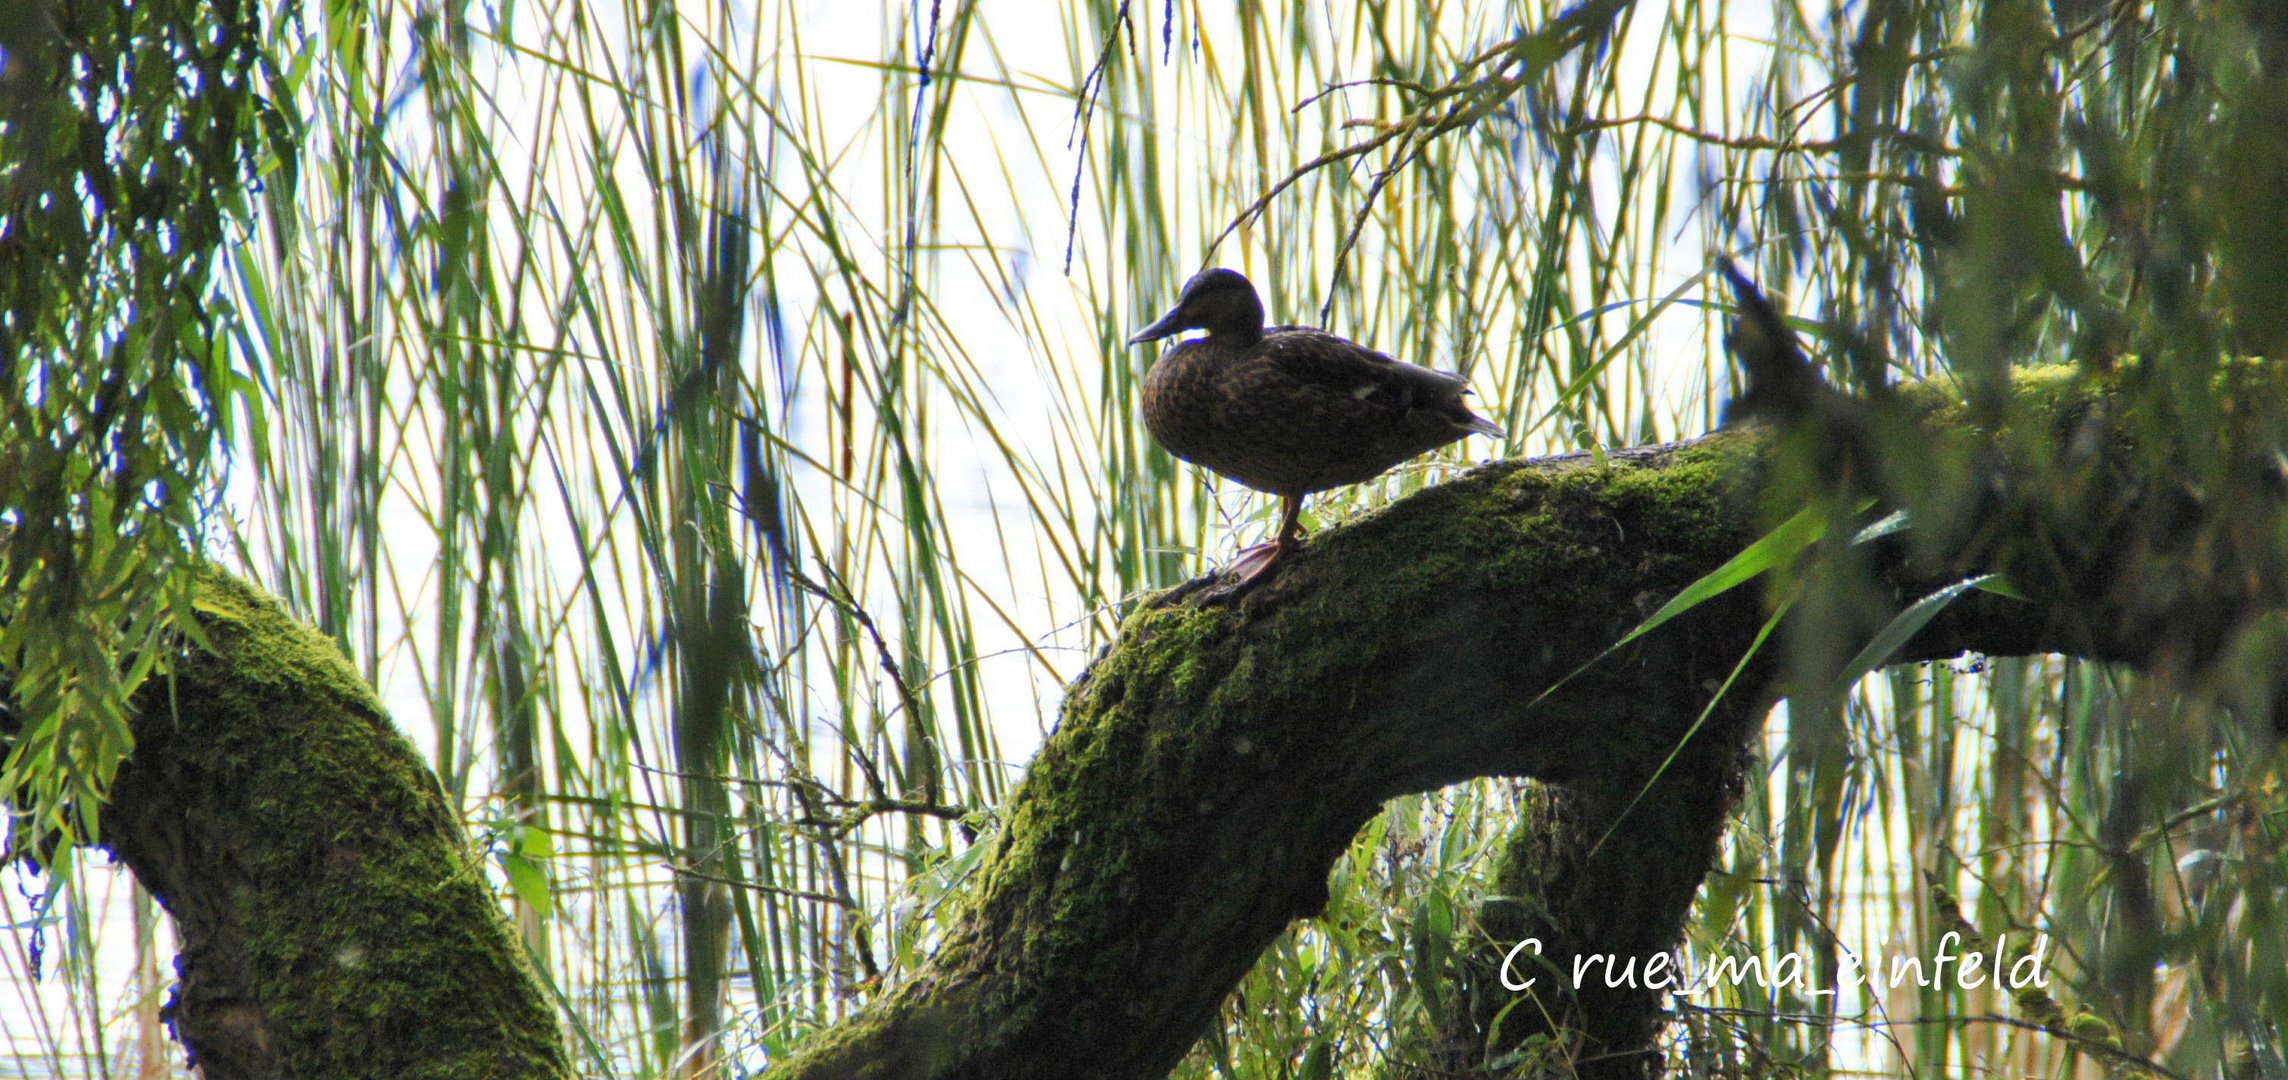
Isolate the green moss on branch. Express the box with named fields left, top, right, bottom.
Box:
left=104, top=571, right=570, bottom=1080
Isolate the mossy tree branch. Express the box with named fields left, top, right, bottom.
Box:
left=94, top=574, right=572, bottom=1080
left=771, top=436, right=1782, bottom=1080
left=27, top=366, right=2277, bottom=1079
left=770, top=366, right=2288, bottom=1079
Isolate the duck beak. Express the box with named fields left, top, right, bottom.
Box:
left=1461, top=414, right=1505, bottom=439
left=1127, top=307, right=1188, bottom=344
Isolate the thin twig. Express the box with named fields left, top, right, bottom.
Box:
left=1563, top=114, right=1960, bottom=157
left=1062, top=2, right=1134, bottom=271
left=1293, top=75, right=1437, bottom=112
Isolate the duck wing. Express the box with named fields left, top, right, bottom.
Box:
left=1245, top=327, right=1500, bottom=437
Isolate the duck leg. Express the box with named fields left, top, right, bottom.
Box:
left=1229, top=495, right=1305, bottom=584
left=1274, top=494, right=1305, bottom=549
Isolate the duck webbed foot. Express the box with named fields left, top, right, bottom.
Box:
left=1227, top=538, right=1290, bottom=584
left=1224, top=495, right=1308, bottom=586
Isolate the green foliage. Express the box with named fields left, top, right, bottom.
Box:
left=13, top=0, right=2288, bottom=1077
left=0, top=0, right=292, bottom=848
left=1689, top=4, right=2288, bottom=1074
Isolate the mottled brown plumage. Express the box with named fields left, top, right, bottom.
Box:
left=1129, top=268, right=1502, bottom=582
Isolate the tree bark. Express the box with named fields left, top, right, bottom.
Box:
left=770, top=367, right=2288, bottom=1078
left=99, top=573, right=571, bottom=1079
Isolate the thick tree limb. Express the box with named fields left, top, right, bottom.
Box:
left=770, top=437, right=1780, bottom=1080
left=771, top=366, right=2288, bottom=1079
left=98, top=574, right=571, bottom=1079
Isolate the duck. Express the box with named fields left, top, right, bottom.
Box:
left=1129, top=267, right=1503, bottom=584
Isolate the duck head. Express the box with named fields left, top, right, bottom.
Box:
left=1128, top=268, right=1266, bottom=345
